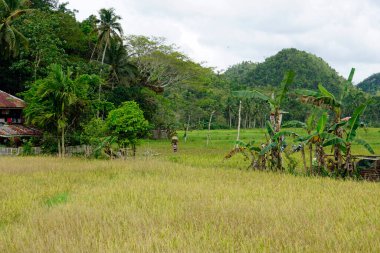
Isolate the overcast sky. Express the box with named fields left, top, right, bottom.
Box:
left=67, top=0, right=380, bottom=83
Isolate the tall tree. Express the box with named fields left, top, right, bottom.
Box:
left=92, top=8, right=123, bottom=64
left=23, top=64, right=90, bottom=157
left=91, top=8, right=123, bottom=111
left=0, top=0, right=31, bottom=59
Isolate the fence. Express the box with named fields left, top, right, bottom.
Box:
left=65, top=145, right=92, bottom=157
left=0, top=147, right=42, bottom=156
left=0, top=145, right=134, bottom=158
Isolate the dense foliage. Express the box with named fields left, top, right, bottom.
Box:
left=0, top=1, right=380, bottom=155
left=357, top=73, right=380, bottom=94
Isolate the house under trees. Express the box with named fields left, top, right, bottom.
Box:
left=0, top=90, right=41, bottom=147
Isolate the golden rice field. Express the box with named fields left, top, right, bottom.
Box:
left=0, top=129, right=380, bottom=252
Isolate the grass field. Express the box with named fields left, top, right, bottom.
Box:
left=1, top=129, right=380, bottom=252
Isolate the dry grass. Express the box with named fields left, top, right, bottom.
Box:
left=1, top=157, right=380, bottom=252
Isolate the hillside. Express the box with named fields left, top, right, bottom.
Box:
left=225, top=48, right=345, bottom=95
left=357, top=73, right=380, bottom=93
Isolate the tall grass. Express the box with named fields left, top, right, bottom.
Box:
left=0, top=156, right=380, bottom=252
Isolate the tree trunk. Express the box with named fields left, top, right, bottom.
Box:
left=185, top=115, right=190, bottom=143
left=334, top=110, right=343, bottom=171
left=345, top=143, right=352, bottom=175
left=309, top=143, right=313, bottom=174
left=58, top=139, right=61, bottom=158
left=229, top=108, right=232, bottom=128
left=206, top=111, right=215, bottom=146
left=97, top=40, right=108, bottom=118
left=301, top=146, right=307, bottom=174
left=61, top=127, right=65, bottom=158
left=235, top=100, right=242, bottom=148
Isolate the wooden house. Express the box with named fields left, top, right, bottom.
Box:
left=0, top=90, right=41, bottom=146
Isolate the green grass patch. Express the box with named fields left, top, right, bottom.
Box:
left=44, top=192, right=69, bottom=207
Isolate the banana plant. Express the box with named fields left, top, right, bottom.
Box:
left=232, top=71, right=295, bottom=170
left=323, top=101, right=374, bottom=175
left=225, top=121, right=298, bottom=171
left=259, top=121, right=299, bottom=171
left=295, top=68, right=355, bottom=172
left=224, top=140, right=267, bottom=170
left=294, top=112, right=332, bottom=174
left=286, top=112, right=317, bottom=173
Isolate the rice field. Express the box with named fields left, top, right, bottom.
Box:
left=0, top=129, right=379, bottom=252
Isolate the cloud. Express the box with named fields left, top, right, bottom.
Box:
left=67, top=0, right=380, bottom=82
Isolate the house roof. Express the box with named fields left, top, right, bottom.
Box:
left=0, top=124, right=42, bottom=137
left=0, top=90, right=26, bottom=108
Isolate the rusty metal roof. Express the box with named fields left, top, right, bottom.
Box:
left=0, top=124, right=41, bottom=137
left=0, top=90, right=26, bottom=108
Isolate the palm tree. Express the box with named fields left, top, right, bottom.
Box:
left=23, top=64, right=89, bottom=157
left=92, top=8, right=123, bottom=65
left=91, top=8, right=123, bottom=114
left=0, top=0, right=31, bottom=58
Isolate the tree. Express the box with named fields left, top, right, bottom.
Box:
left=106, top=37, right=137, bottom=89
left=91, top=8, right=123, bottom=112
left=23, top=64, right=91, bottom=157
left=233, top=71, right=295, bottom=170
left=92, top=8, right=123, bottom=64
left=323, top=102, right=375, bottom=175
left=106, top=101, right=149, bottom=156
left=0, top=0, right=31, bottom=58
left=296, top=68, right=355, bottom=172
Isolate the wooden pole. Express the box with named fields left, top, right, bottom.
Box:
left=235, top=100, right=242, bottom=148
left=206, top=111, right=215, bottom=146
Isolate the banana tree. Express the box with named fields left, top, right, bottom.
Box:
left=294, top=113, right=331, bottom=174
left=285, top=112, right=317, bottom=173
left=233, top=71, right=295, bottom=170
left=224, top=140, right=267, bottom=170
left=323, top=102, right=374, bottom=175
left=296, top=68, right=355, bottom=172
left=225, top=122, right=298, bottom=171
left=259, top=121, right=299, bottom=171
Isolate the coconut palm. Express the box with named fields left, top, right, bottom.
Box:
left=91, top=8, right=123, bottom=65
left=91, top=8, right=123, bottom=113
left=0, top=0, right=31, bottom=58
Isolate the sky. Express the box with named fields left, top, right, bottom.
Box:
left=66, top=0, right=380, bottom=83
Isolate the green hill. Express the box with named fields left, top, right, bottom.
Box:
left=357, top=73, right=380, bottom=94
left=225, top=48, right=346, bottom=95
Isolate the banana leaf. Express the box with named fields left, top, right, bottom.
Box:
left=322, top=136, right=346, bottom=148
left=328, top=120, right=348, bottom=132
left=354, top=139, right=374, bottom=154
left=232, top=90, right=273, bottom=104
left=346, top=102, right=368, bottom=142
left=318, top=84, right=336, bottom=101
left=282, top=120, right=306, bottom=128
left=273, top=131, right=299, bottom=140
left=316, top=112, right=328, bottom=134
left=259, top=142, right=278, bottom=156
left=277, top=71, right=295, bottom=105
left=266, top=121, right=275, bottom=137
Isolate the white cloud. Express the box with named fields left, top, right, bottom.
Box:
left=67, top=0, right=380, bottom=82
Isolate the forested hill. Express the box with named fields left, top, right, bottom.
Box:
left=357, top=73, right=380, bottom=94
left=224, top=48, right=345, bottom=95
